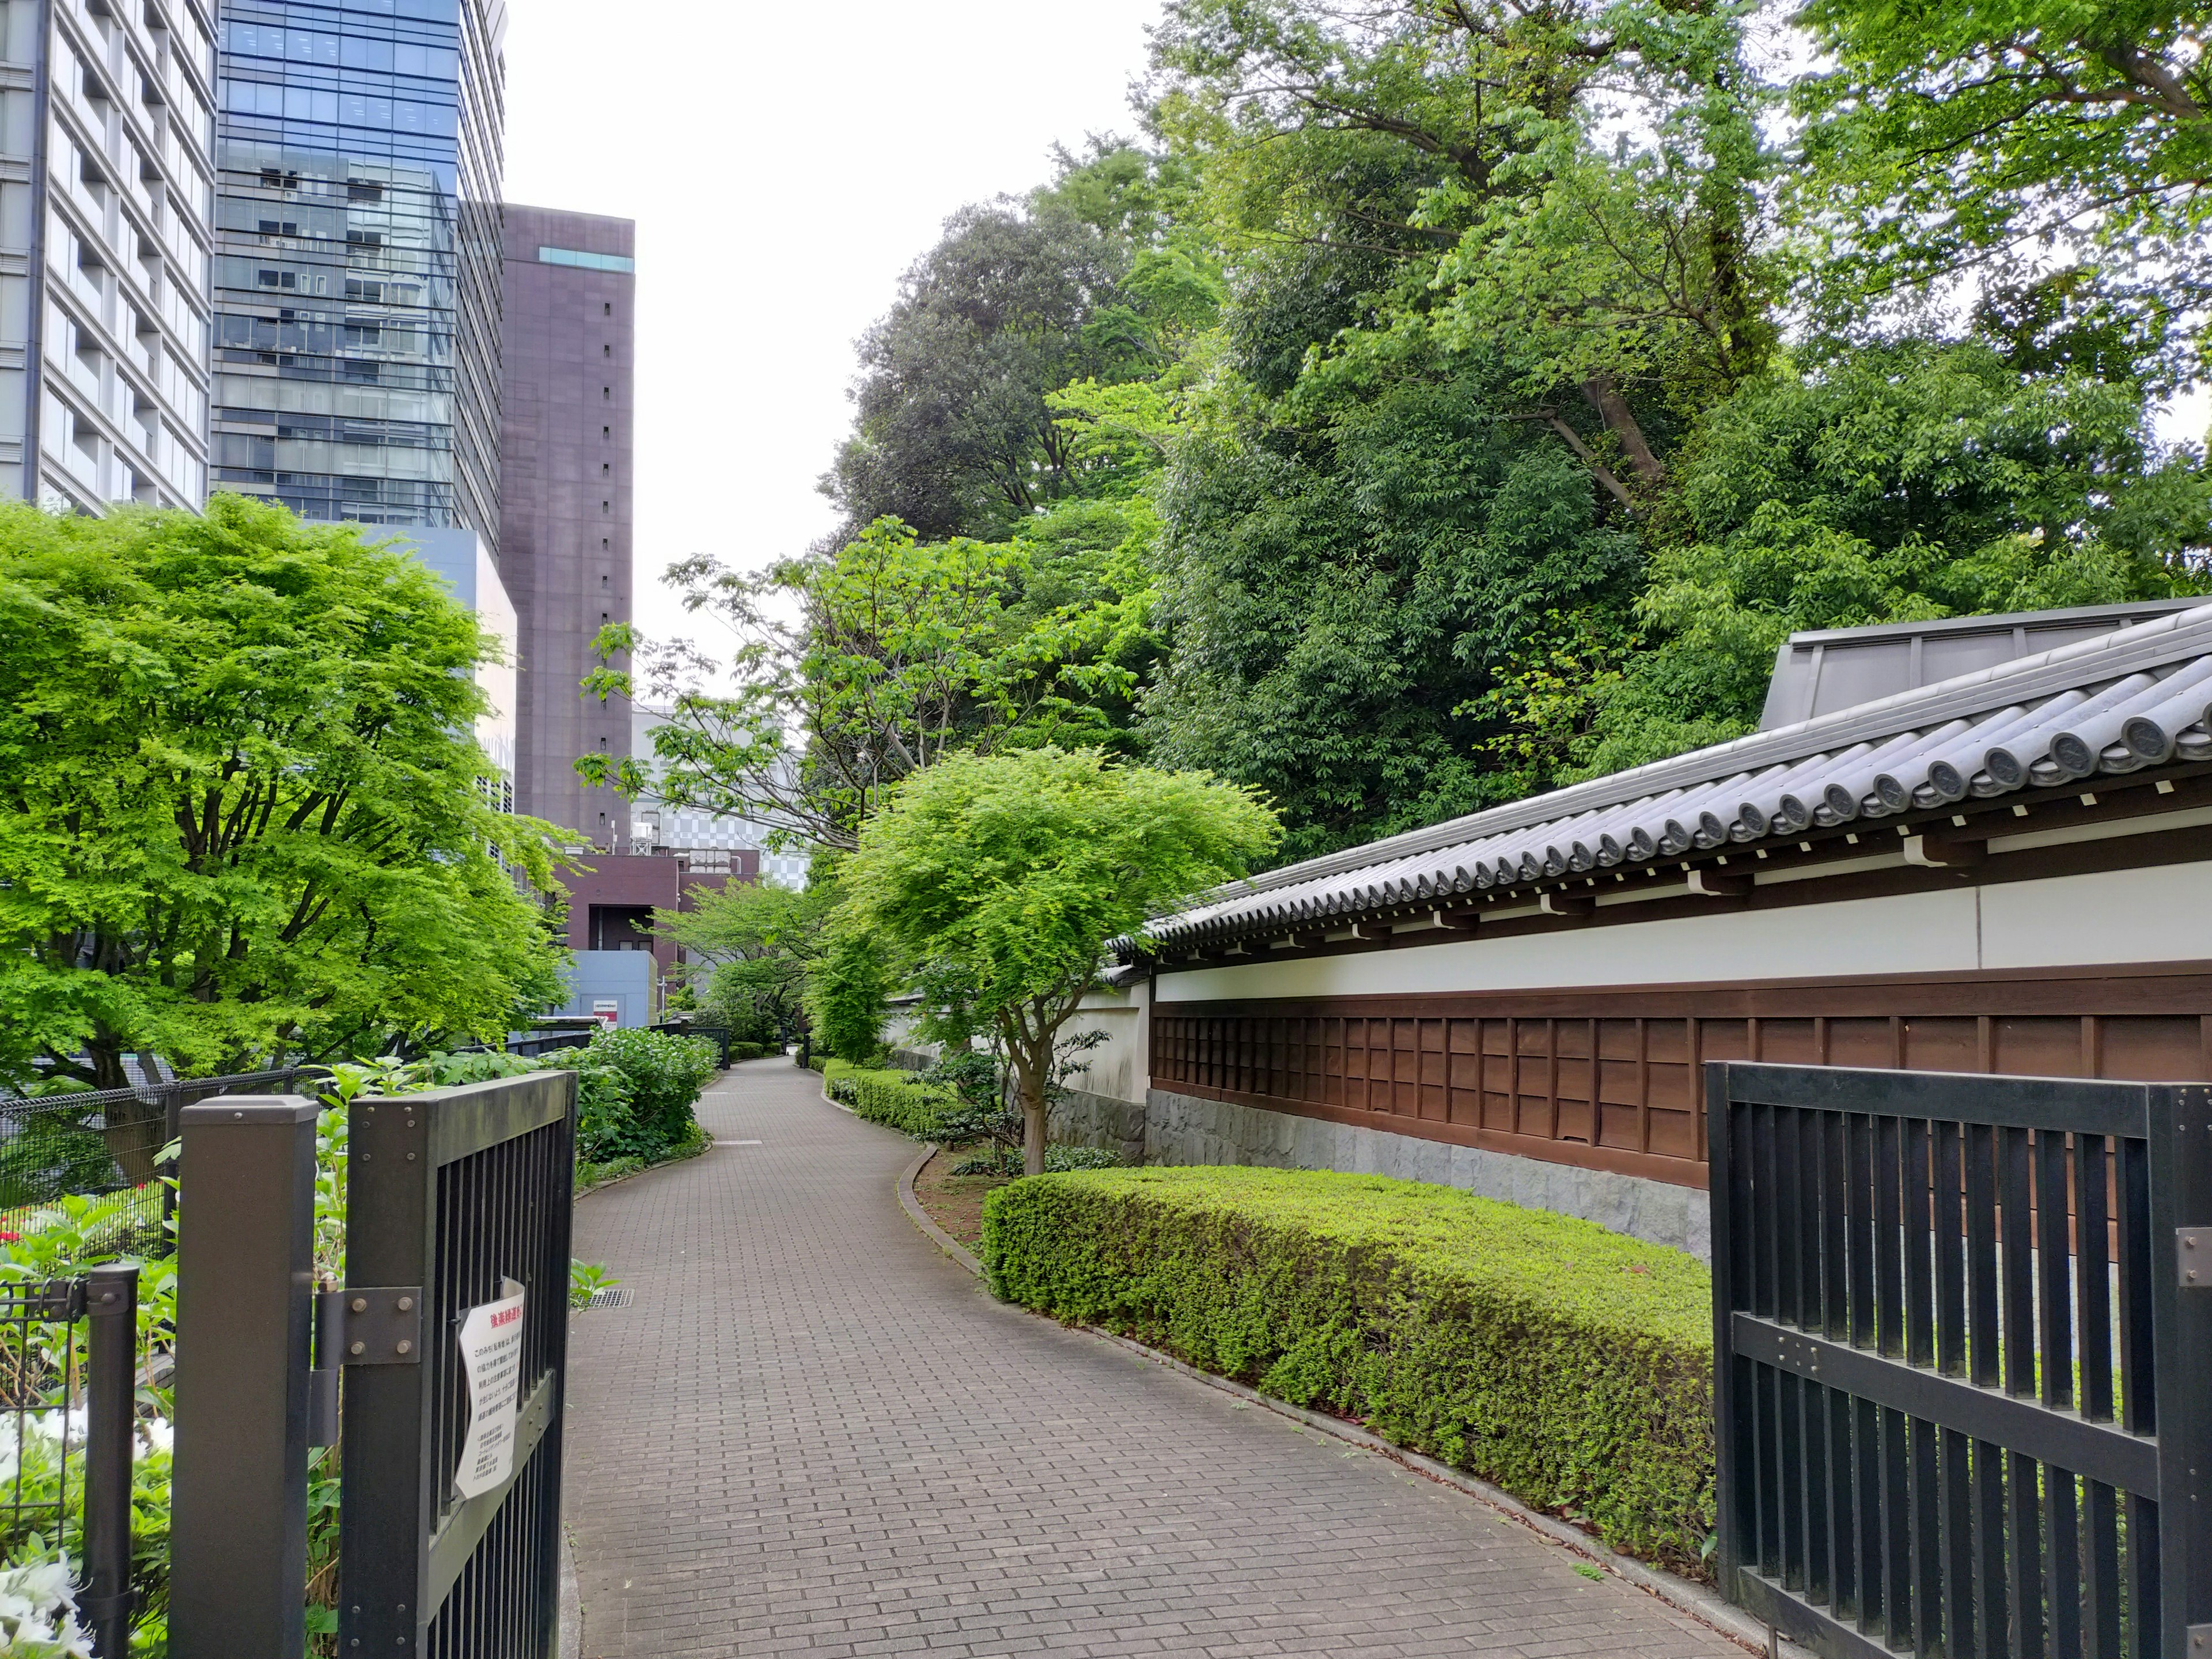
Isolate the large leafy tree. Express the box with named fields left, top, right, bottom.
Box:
left=0, top=496, right=568, bottom=1091
left=1795, top=0, right=2212, bottom=384
left=1526, top=344, right=2212, bottom=780
left=656, top=878, right=835, bottom=1045
left=838, top=748, right=1278, bottom=1172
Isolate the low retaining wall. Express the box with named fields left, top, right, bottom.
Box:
left=1052, top=1084, right=1710, bottom=1260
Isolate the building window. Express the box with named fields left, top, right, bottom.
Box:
left=537, top=246, right=634, bottom=273
left=347, top=179, right=382, bottom=202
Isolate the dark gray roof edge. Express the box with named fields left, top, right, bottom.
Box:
left=1189, top=599, right=2212, bottom=911
left=1775, top=595, right=2208, bottom=649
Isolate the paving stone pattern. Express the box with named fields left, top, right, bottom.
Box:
left=562, top=1059, right=1740, bottom=1658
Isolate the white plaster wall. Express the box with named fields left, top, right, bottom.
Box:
left=1154, top=859, right=2212, bottom=1003
left=1057, top=983, right=1149, bottom=1104
left=1979, top=861, right=2212, bottom=968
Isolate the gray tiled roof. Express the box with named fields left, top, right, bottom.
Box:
left=1135, top=600, right=2212, bottom=953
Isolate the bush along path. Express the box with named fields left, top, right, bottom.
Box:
left=558, top=1055, right=1743, bottom=1658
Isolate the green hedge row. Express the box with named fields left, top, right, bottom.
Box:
left=820, top=1059, right=961, bottom=1137
left=727, top=1041, right=768, bottom=1062
left=981, top=1166, right=1716, bottom=1577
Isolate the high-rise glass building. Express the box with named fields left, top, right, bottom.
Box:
left=209, top=0, right=505, bottom=550
left=0, top=0, right=217, bottom=512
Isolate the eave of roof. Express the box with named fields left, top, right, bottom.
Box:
left=1125, top=600, right=2212, bottom=959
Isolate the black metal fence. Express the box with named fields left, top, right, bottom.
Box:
left=166, top=1073, right=577, bottom=1657
left=0, top=1068, right=314, bottom=1254
left=1707, top=1063, right=2211, bottom=1659
left=342, top=1071, right=576, bottom=1655
left=0, top=1267, right=142, bottom=1657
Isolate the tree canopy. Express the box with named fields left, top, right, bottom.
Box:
left=0, top=496, right=567, bottom=1090
left=836, top=748, right=1278, bottom=1169
left=608, top=0, right=2211, bottom=876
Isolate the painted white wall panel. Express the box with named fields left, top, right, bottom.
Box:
left=1979, top=859, right=2212, bottom=970
left=1157, top=886, right=1987, bottom=1002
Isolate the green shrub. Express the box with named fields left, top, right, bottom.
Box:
left=575, top=1028, right=717, bottom=1162
left=981, top=1166, right=1715, bottom=1577
left=819, top=1059, right=961, bottom=1137
left=727, top=1041, right=768, bottom=1062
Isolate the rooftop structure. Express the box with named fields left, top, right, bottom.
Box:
left=1132, top=600, right=2212, bottom=959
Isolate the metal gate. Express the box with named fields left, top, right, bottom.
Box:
left=1707, top=1063, right=2210, bottom=1659
left=341, top=1071, right=578, bottom=1655
left=169, top=1071, right=576, bottom=1657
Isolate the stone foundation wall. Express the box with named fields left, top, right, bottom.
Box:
left=1054, top=1084, right=1710, bottom=1260
left=1048, top=1086, right=1147, bottom=1166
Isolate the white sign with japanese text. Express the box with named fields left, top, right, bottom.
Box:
left=453, top=1277, right=527, bottom=1499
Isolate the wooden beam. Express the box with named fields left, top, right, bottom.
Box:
left=1687, top=868, right=1754, bottom=898
left=1540, top=892, right=1595, bottom=918
left=1292, top=931, right=1328, bottom=949
left=1902, top=832, right=1986, bottom=868
left=1434, top=907, right=1482, bottom=933
left=1353, top=921, right=1393, bottom=941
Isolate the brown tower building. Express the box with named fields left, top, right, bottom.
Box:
left=498, top=203, right=635, bottom=848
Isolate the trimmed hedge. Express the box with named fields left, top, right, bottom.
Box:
left=728, top=1041, right=768, bottom=1062
left=820, top=1059, right=961, bottom=1137
left=981, top=1166, right=1715, bottom=1576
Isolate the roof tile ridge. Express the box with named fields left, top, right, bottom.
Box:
left=1207, top=599, right=2212, bottom=905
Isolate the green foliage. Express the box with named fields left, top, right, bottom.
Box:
left=820, top=1059, right=963, bottom=1137
left=660, top=878, right=834, bottom=1044
left=955, top=1144, right=1119, bottom=1175
left=1562, top=344, right=2212, bottom=775
left=1794, top=0, right=2211, bottom=385
left=804, top=926, right=891, bottom=1064
left=0, top=495, right=569, bottom=1092
left=592, top=512, right=1157, bottom=852
left=726, top=1041, right=769, bottom=1062
left=839, top=747, right=1278, bottom=1172
left=575, top=1028, right=717, bottom=1163
left=569, top=1259, right=620, bottom=1309
left=983, top=1167, right=1714, bottom=1574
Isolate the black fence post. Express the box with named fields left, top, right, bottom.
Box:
left=81, top=1263, right=139, bottom=1656
left=2156, top=1084, right=2212, bottom=1654
left=168, top=1096, right=320, bottom=1658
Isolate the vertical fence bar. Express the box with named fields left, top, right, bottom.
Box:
left=1706, top=1064, right=1748, bottom=1604
left=341, top=1090, right=435, bottom=1653
left=168, top=1096, right=320, bottom=1658
left=80, top=1264, right=137, bottom=1657
left=2153, top=1084, right=2211, bottom=1657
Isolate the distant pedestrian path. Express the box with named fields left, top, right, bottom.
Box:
left=561, top=1058, right=1739, bottom=1658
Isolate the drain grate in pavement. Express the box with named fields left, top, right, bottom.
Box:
left=584, top=1287, right=634, bottom=1309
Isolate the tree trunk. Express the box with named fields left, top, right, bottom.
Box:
left=1016, top=1059, right=1048, bottom=1177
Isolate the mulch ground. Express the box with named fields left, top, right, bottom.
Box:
left=910, top=1146, right=1012, bottom=1249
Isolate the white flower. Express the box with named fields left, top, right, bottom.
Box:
left=0, top=1557, right=94, bottom=1658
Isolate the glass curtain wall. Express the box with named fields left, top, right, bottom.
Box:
left=210, top=0, right=505, bottom=547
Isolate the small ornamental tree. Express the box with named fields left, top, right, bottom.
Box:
left=838, top=748, right=1279, bottom=1173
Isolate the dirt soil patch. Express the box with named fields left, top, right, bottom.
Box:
left=912, top=1147, right=1013, bottom=1251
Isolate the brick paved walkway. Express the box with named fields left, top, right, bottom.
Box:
left=562, top=1058, right=1740, bottom=1658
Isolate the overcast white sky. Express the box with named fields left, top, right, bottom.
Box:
left=502, top=0, right=1168, bottom=651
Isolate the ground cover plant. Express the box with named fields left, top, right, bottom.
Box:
left=982, top=1166, right=1715, bottom=1576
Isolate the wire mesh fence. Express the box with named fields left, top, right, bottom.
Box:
left=0, top=1277, right=84, bottom=1553
left=0, top=1069, right=316, bottom=1256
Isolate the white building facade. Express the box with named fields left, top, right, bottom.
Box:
left=0, top=0, right=215, bottom=511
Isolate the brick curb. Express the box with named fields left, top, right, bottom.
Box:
left=904, top=1162, right=1804, bottom=1659
left=896, top=1142, right=982, bottom=1275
